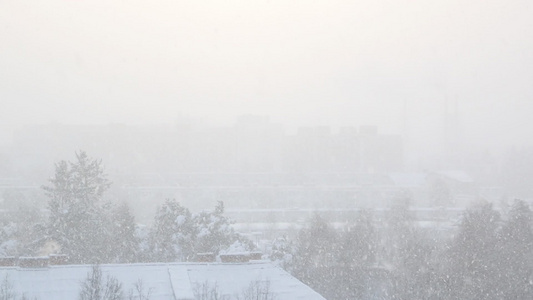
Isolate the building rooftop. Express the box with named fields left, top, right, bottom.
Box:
left=0, top=261, right=325, bottom=300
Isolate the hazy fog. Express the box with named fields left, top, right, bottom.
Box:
left=1, top=0, right=532, bottom=160
left=2, top=4, right=533, bottom=299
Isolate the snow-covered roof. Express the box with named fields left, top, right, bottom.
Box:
left=0, top=261, right=325, bottom=300
left=387, top=173, right=427, bottom=187
left=436, top=170, right=474, bottom=183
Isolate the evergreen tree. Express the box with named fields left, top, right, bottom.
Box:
left=496, top=200, right=533, bottom=298
left=336, top=210, right=377, bottom=299
left=444, top=202, right=501, bottom=299
left=292, top=214, right=338, bottom=299
left=43, top=151, right=112, bottom=264
left=107, top=202, right=139, bottom=263
left=390, top=229, right=439, bottom=300
left=339, top=210, right=376, bottom=268
left=384, top=199, right=416, bottom=266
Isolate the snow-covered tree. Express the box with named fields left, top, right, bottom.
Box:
left=292, top=214, right=338, bottom=299
left=43, top=151, right=112, bottom=264
left=338, top=210, right=376, bottom=268
left=193, top=201, right=251, bottom=256
left=383, top=199, right=416, bottom=266
left=0, top=204, right=45, bottom=257
left=335, top=210, right=378, bottom=299
left=0, top=220, right=17, bottom=257
left=269, top=235, right=295, bottom=271
left=148, top=199, right=194, bottom=262
left=496, top=200, right=533, bottom=298
left=146, top=200, right=251, bottom=262
left=106, top=202, right=139, bottom=263
left=389, top=229, right=439, bottom=300
left=444, top=202, right=501, bottom=299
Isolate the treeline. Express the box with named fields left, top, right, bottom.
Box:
left=273, top=200, right=533, bottom=300
left=1, top=152, right=533, bottom=299
left=0, top=152, right=254, bottom=264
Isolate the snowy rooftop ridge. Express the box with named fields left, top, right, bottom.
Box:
left=0, top=261, right=325, bottom=300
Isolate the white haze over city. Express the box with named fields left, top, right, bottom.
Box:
left=1, top=0, right=532, bottom=157
left=1, top=1, right=533, bottom=300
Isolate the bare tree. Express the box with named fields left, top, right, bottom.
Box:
left=193, top=280, right=276, bottom=300
left=0, top=275, right=16, bottom=300
left=0, top=276, right=33, bottom=300
left=193, top=281, right=228, bottom=300
left=128, top=279, right=153, bottom=300
left=79, top=265, right=123, bottom=300
left=236, top=280, right=276, bottom=300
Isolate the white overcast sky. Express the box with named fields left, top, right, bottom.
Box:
left=1, top=0, right=532, bottom=154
